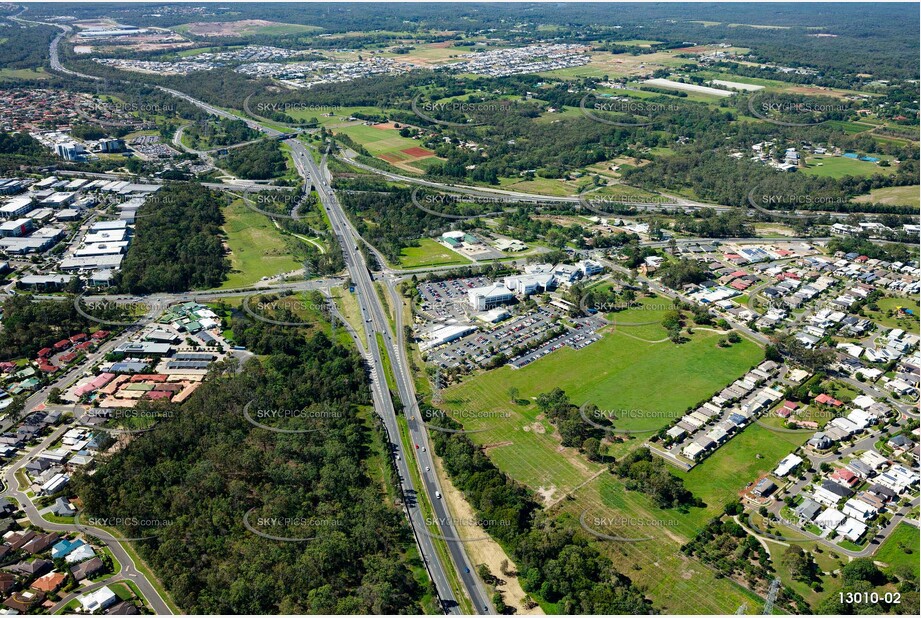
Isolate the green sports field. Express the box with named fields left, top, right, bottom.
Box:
left=802, top=154, right=897, bottom=178
left=398, top=238, right=471, bottom=268
left=335, top=123, right=420, bottom=155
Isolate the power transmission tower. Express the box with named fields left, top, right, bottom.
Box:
left=431, top=367, right=442, bottom=404
left=763, top=578, right=781, bottom=615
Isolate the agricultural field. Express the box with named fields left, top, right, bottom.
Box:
left=851, top=184, right=920, bottom=208
left=219, top=199, right=304, bottom=289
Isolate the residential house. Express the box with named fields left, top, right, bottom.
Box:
left=79, top=586, right=117, bottom=613
left=815, top=507, right=847, bottom=530
left=837, top=517, right=868, bottom=542
left=70, top=556, right=105, bottom=581
left=794, top=498, right=822, bottom=523
left=814, top=479, right=853, bottom=506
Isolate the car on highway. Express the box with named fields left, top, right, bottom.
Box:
left=435, top=491, right=441, bottom=499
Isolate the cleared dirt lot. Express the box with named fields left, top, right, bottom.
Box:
left=179, top=19, right=319, bottom=37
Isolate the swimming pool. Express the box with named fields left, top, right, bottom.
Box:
left=843, top=152, right=879, bottom=162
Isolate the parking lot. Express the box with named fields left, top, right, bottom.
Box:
left=426, top=306, right=553, bottom=369
left=425, top=303, right=605, bottom=372
left=510, top=316, right=601, bottom=368
left=418, top=275, right=491, bottom=322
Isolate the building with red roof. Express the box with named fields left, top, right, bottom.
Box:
left=129, top=374, right=168, bottom=383
left=730, top=279, right=752, bottom=291
left=58, top=352, right=79, bottom=364
left=91, top=330, right=111, bottom=340
left=831, top=467, right=860, bottom=487
left=815, top=393, right=843, bottom=407
left=32, top=572, right=67, bottom=593
left=38, top=348, right=53, bottom=358
left=69, top=333, right=87, bottom=343
left=53, top=339, right=71, bottom=351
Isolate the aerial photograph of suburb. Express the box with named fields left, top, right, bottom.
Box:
left=0, top=0, right=917, bottom=616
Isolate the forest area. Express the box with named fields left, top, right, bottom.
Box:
left=76, top=316, right=427, bottom=614
left=117, top=183, right=229, bottom=293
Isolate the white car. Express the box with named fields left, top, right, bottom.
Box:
left=425, top=466, right=430, bottom=472
left=435, top=491, right=441, bottom=499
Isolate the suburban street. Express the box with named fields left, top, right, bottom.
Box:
left=0, top=427, right=174, bottom=614
left=3, top=17, right=914, bottom=616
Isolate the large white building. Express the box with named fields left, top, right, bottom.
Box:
left=468, top=283, right=515, bottom=311
left=503, top=273, right=555, bottom=296
left=420, top=324, right=476, bottom=351
left=55, top=142, right=86, bottom=161
left=0, top=196, right=35, bottom=219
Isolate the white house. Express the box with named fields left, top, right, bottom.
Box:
left=774, top=453, right=803, bottom=477
left=842, top=498, right=876, bottom=522
left=837, top=517, right=868, bottom=542
left=79, top=586, right=117, bottom=612
left=815, top=507, right=847, bottom=530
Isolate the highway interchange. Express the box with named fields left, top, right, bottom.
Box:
left=4, top=12, right=917, bottom=613
left=6, top=15, right=495, bottom=611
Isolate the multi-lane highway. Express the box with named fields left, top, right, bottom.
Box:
left=8, top=28, right=487, bottom=609
left=288, top=140, right=492, bottom=614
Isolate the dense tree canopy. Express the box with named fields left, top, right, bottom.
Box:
left=77, top=319, right=426, bottom=614
left=118, top=183, right=229, bottom=293
left=222, top=139, right=287, bottom=180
